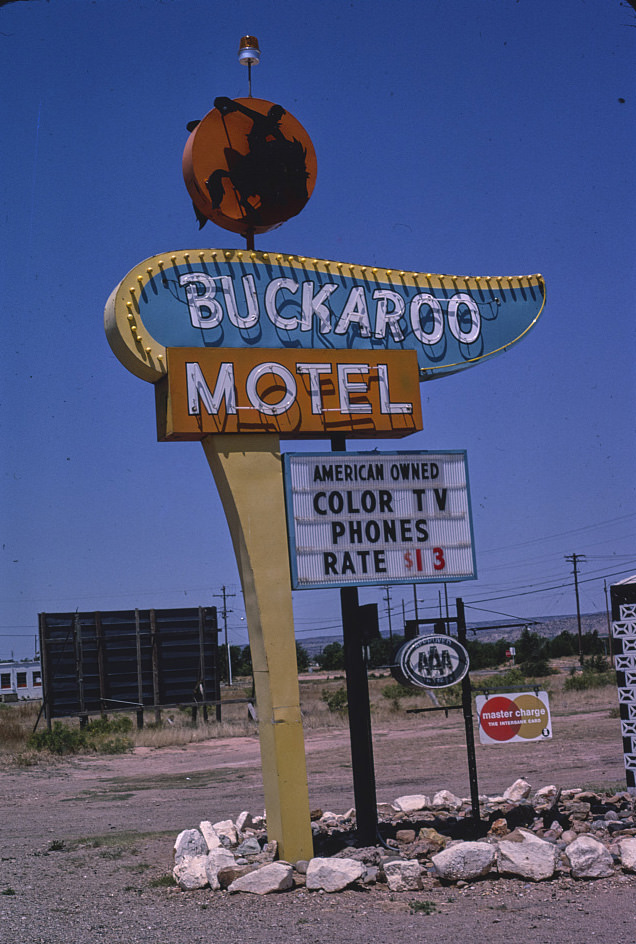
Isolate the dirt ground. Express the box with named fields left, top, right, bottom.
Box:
left=1, top=707, right=635, bottom=944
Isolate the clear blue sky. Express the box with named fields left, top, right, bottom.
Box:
left=1, top=0, right=634, bottom=660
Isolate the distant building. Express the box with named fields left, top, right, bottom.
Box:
left=0, top=659, right=42, bottom=701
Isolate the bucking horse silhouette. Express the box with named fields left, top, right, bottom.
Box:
left=205, top=96, right=310, bottom=228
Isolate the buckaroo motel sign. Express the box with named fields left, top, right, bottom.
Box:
left=105, top=68, right=545, bottom=864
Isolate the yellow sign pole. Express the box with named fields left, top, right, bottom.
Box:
left=201, top=432, right=313, bottom=862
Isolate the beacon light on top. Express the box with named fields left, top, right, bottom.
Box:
left=238, top=35, right=260, bottom=66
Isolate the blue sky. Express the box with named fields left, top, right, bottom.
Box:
left=1, top=0, right=634, bottom=659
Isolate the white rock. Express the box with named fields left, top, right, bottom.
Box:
left=565, top=835, right=614, bottom=878
left=205, top=848, right=237, bottom=890
left=617, top=837, right=636, bottom=872
left=228, top=862, right=294, bottom=894
left=431, top=790, right=463, bottom=811
left=319, top=811, right=342, bottom=826
left=377, top=802, right=397, bottom=817
left=236, top=837, right=262, bottom=856
left=532, top=785, right=559, bottom=807
left=199, top=821, right=222, bottom=850
left=305, top=856, right=365, bottom=892
left=503, top=778, right=532, bottom=802
left=384, top=859, right=423, bottom=891
left=432, top=841, right=496, bottom=882
left=497, top=828, right=558, bottom=881
left=173, top=854, right=209, bottom=890
left=393, top=794, right=430, bottom=813
left=174, top=828, right=207, bottom=862
left=235, top=810, right=254, bottom=832
left=213, top=819, right=239, bottom=845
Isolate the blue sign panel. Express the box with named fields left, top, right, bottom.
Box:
left=105, top=249, right=545, bottom=383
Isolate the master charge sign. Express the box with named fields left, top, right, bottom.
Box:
left=283, top=450, right=476, bottom=590
left=476, top=691, right=552, bottom=744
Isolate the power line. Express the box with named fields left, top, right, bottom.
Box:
left=478, top=512, right=636, bottom=555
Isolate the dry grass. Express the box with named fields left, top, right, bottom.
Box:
left=0, top=663, right=621, bottom=761
left=132, top=715, right=258, bottom=748
left=0, top=701, right=40, bottom=745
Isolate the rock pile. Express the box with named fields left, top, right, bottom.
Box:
left=172, top=780, right=636, bottom=894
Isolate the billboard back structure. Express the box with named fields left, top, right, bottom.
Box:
left=39, top=607, right=219, bottom=722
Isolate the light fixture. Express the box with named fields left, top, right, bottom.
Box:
left=238, top=35, right=260, bottom=95
left=238, top=35, right=260, bottom=65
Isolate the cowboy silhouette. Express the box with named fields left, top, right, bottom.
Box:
left=206, top=97, right=309, bottom=227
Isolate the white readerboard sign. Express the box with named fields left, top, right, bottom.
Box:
left=282, top=451, right=476, bottom=590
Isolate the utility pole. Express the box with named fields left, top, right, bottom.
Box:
left=383, top=585, right=393, bottom=641
left=565, top=553, right=586, bottom=665
left=603, top=580, right=615, bottom=667
left=213, top=586, right=236, bottom=685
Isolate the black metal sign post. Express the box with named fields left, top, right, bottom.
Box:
left=341, top=584, right=379, bottom=845
left=331, top=434, right=379, bottom=846
left=456, top=598, right=481, bottom=836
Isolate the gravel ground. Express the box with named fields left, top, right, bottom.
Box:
left=1, top=710, right=635, bottom=943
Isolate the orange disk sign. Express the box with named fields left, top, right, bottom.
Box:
left=183, top=97, right=317, bottom=236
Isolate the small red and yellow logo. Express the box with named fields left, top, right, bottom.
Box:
left=477, top=691, right=552, bottom=743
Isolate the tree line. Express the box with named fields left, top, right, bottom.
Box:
left=218, top=627, right=608, bottom=681
left=314, top=627, right=608, bottom=677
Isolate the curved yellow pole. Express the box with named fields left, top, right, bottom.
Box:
left=201, top=433, right=313, bottom=862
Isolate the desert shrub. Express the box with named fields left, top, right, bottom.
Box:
left=564, top=668, right=615, bottom=691
left=321, top=687, right=348, bottom=713
left=86, top=715, right=133, bottom=735
left=28, top=718, right=133, bottom=755
left=382, top=682, right=415, bottom=709
left=435, top=682, right=463, bottom=707
left=99, top=736, right=134, bottom=754
left=519, top=656, right=558, bottom=678
left=583, top=654, right=611, bottom=674
left=472, top=667, right=526, bottom=693
left=410, top=899, right=437, bottom=914
left=28, top=722, right=86, bottom=755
